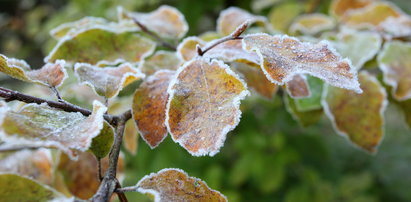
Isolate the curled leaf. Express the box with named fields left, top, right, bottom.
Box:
left=322, top=72, right=387, bottom=153
left=120, top=5, right=188, bottom=39
left=285, top=74, right=310, bottom=98
left=0, top=101, right=106, bottom=159
left=132, top=70, right=174, bottom=148
left=140, top=51, right=182, bottom=75
left=378, top=41, right=411, bottom=101
left=89, top=121, right=114, bottom=159
left=136, top=168, right=227, bottom=202
left=57, top=152, right=124, bottom=200
left=166, top=58, right=249, bottom=156
left=232, top=62, right=278, bottom=99
left=0, top=148, right=53, bottom=185
left=290, top=13, right=335, bottom=35
left=242, top=33, right=362, bottom=93
left=294, top=76, right=324, bottom=112
left=0, top=174, right=71, bottom=201
left=75, top=63, right=145, bottom=98
left=46, top=27, right=155, bottom=65
left=329, top=29, right=382, bottom=70
left=0, top=54, right=67, bottom=87
left=217, top=7, right=269, bottom=36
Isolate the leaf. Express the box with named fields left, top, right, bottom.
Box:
left=289, top=13, right=335, bottom=35
left=294, top=76, right=324, bottom=112
left=322, top=71, right=387, bottom=153
left=232, top=62, right=278, bottom=99
left=329, top=29, right=382, bottom=70
left=268, top=2, right=303, bottom=32
left=177, top=37, right=205, bottom=61
left=378, top=41, right=411, bottom=101
left=395, top=99, right=411, bottom=129
left=136, top=168, right=227, bottom=202
left=342, top=2, right=401, bottom=27
left=166, top=58, right=249, bottom=156
left=0, top=148, right=53, bottom=185
left=74, top=63, right=145, bottom=98
left=0, top=54, right=67, bottom=87
left=50, top=17, right=139, bottom=40
left=57, top=152, right=124, bottom=200
left=46, top=27, right=155, bottom=65
left=0, top=174, right=71, bottom=201
left=132, top=70, right=174, bottom=148
left=217, top=7, right=269, bottom=36
left=89, top=121, right=114, bottom=159
left=0, top=101, right=106, bottom=159
left=285, top=74, right=310, bottom=99
left=140, top=51, right=182, bottom=75
left=242, top=33, right=362, bottom=93
left=124, top=119, right=139, bottom=155
left=330, top=0, right=373, bottom=17
left=379, top=15, right=411, bottom=39
left=284, top=95, right=323, bottom=127
left=120, top=5, right=188, bottom=39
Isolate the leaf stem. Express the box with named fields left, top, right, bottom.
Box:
left=197, top=21, right=249, bottom=56
left=115, top=185, right=139, bottom=193
left=132, top=18, right=177, bottom=51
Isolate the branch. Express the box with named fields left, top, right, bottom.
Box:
left=132, top=18, right=177, bottom=51
left=0, top=87, right=117, bottom=126
left=197, top=21, right=250, bottom=56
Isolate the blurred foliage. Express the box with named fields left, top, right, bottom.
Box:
left=1, top=0, right=411, bottom=201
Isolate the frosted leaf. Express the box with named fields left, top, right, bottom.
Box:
left=0, top=174, right=72, bottom=202
left=136, top=168, right=227, bottom=202
left=217, top=7, right=269, bottom=36
left=0, top=148, right=53, bottom=185
left=57, top=152, right=124, bottom=200
left=242, top=33, right=362, bottom=93
left=0, top=101, right=106, bottom=160
left=252, top=0, right=282, bottom=12
left=204, top=39, right=260, bottom=66
left=0, top=54, right=67, bottom=87
left=46, top=27, right=155, bottom=65
left=322, top=71, right=387, bottom=153
left=379, top=16, right=411, bottom=39
left=268, top=2, right=303, bottom=32
left=49, top=17, right=138, bottom=40
left=75, top=63, right=145, bottom=98
left=132, top=70, right=174, bottom=148
left=232, top=62, right=278, bottom=99
left=377, top=41, right=411, bottom=101
left=199, top=31, right=222, bottom=42
left=285, top=74, right=310, bottom=98
left=284, top=94, right=323, bottom=127
left=330, top=0, right=373, bottom=17
left=289, top=13, right=335, bottom=35
left=124, top=119, right=139, bottom=155
left=342, top=2, right=402, bottom=27
left=295, top=76, right=324, bottom=112
left=166, top=58, right=249, bottom=156
left=139, top=51, right=182, bottom=75
left=120, top=5, right=188, bottom=39
left=89, top=121, right=114, bottom=159
left=328, top=29, right=382, bottom=70
left=177, top=37, right=206, bottom=61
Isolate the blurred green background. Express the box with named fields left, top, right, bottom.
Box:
left=1, top=0, right=411, bottom=201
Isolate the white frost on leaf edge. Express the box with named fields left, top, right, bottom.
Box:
left=132, top=69, right=175, bottom=149
left=165, top=58, right=249, bottom=157
left=289, top=13, right=336, bottom=35
left=320, top=71, right=388, bottom=154
left=135, top=168, right=228, bottom=202
left=241, top=33, right=363, bottom=94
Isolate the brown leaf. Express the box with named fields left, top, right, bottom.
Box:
left=242, top=33, right=362, bottom=93
left=217, top=7, right=268, bottom=36
left=166, top=58, right=249, bottom=156
left=136, top=168, right=227, bottom=202
left=285, top=74, right=310, bottom=98
left=330, top=0, right=373, bottom=17
left=132, top=70, right=174, bottom=148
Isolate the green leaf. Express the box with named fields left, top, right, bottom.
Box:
left=89, top=121, right=114, bottom=159
left=268, top=2, right=303, bottom=33
left=46, top=27, right=155, bottom=65
left=290, top=13, right=335, bottom=35
left=139, top=51, right=182, bottom=75
left=74, top=63, right=145, bottom=98
left=378, top=41, right=411, bottom=101
left=0, top=54, right=67, bottom=87
left=0, top=174, right=71, bottom=201
left=0, top=101, right=107, bottom=159
left=284, top=94, right=323, bottom=127
left=295, top=76, right=324, bottom=112
left=322, top=72, right=387, bottom=153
